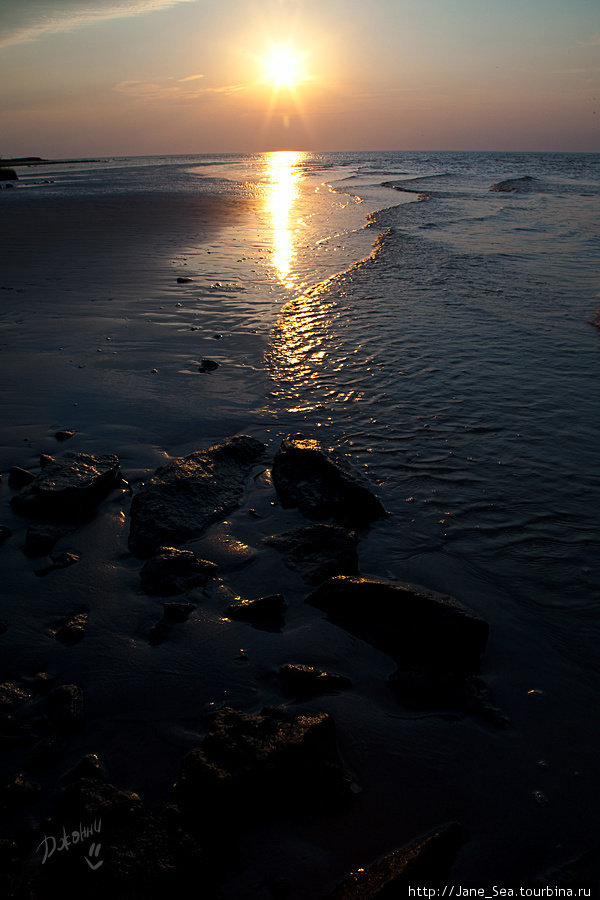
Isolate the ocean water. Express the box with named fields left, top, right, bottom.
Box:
left=2, top=150, right=600, bottom=888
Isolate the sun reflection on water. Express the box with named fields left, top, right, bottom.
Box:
left=264, top=150, right=305, bottom=286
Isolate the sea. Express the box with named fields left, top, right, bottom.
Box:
left=2, top=150, right=600, bottom=889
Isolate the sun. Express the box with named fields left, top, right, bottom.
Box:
left=262, top=45, right=306, bottom=90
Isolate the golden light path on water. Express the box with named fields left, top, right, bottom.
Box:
left=264, top=150, right=304, bottom=287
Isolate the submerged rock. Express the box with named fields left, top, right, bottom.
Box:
left=272, top=438, right=386, bottom=526
left=162, top=601, right=196, bottom=623
left=51, top=612, right=88, bottom=645
left=11, top=452, right=120, bottom=518
left=149, top=601, right=196, bottom=645
left=198, top=358, right=219, bottom=373
left=24, top=524, right=67, bottom=557
left=227, top=594, right=286, bottom=631
left=263, top=523, right=359, bottom=584
left=140, top=547, right=217, bottom=596
left=325, top=823, right=462, bottom=898
left=128, top=435, right=265, bottom=556
left=35, top=551, right=79, bottom=577
left=8, top=466, right=36, bottom=489
left=490, top=175, right=535, bottom=193
left=46, top=684, right=83, bottom=729
left=54, top=429, right=74, bottom=442
left=1, top=772, right=41, bottom=808
left=280, top=664, right=352, bottom=698
left=176, top=706, right=350, bottom=829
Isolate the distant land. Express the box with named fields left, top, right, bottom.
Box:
left=2, top=157, right=98, bottom=166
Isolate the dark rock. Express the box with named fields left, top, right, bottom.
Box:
left=140, top=547, right=217, bottom=596
left=39, top=453, right=55, bottom=467
left=24, top=524, right=67, bottom=557
left=0, top=525, right=11, bottom=545
left=325, top=823, right=462, bottom=899
left=280, top=664, right=352, bottom=698
left=148, top=621, right=172, bottom=646
left=46, top=684, right=83, bottom=729
left=63, top=753, right=107, bottom=783
left=39, top=772, right=215, bottom=900
left=35, top=551, right=79, bottom=577
left=490, top=175, right=535, bottom=193
left=11, top=452, right=120, bottom=518
left=0, top=839, right=20, bottom=898
left=8, top=465, right=36, bottom=489
left=227, top=593, right=286, bottom=631
left=1, top=772, right=41, bottom=807
left=162, top=601, right=196, bottom=623
left=198, top=358, right=219, bottom=372
left=0, top=681, right=33, bottom=737
left=272, top=438, right=386, bottom=526
left=25, top=737, right=61, bottom=771
left=264, top=524, right=359, bottom=584
left=148, top=601, right=196, bottom=644
left=306, top=576, right=488, bottom=674
left=128, top=435, right=265, bottom=556
left=51, top=612, right=88, bottom=645
left=389, top=667, right=507, bottom=725
left=0, top=167, right=18, bottom=180
left=177, top=276, right=193, bottom=283
left=176, top=706, right=350, bottom=829
left=54, top=429, right=74, bottom=442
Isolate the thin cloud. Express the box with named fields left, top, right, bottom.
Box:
left=0, top=1, right=198, bottom=49
left=178, top=73, right=205, bottom=83
left=114, top=79, right=247, bottom=102
left=576, top=35, right=600, bottom=47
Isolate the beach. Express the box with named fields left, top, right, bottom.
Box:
left=1, top=152, right=599, bottom=897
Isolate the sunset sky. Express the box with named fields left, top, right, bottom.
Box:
left=1, top=0, right=598, bottom=157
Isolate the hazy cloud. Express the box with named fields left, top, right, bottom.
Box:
left=0, top=0, right=199, bottom=48
left=576, top=34, right=600, bottom=47
left=114, top=78, right=246, bottom=102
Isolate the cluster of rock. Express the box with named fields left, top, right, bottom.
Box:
left=1, top=432, right=500, bottom=897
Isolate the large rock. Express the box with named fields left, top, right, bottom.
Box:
left=263, top=523, right=359, bottom=584
left=280, top=664, right=352, bottom=698
left=306, top=576, right=488, bottom=674
left=10, top=452, right=120, bottom=518
left=272, top=438, right=386, bottom=526
left=325, top=823, right=462, bottom=899
left=140, top=547, right=217, bottom=596
left=176, top=706, right=350, bottom=829
left=307, top=577, right=494, bottom=715
left=226, top=593, right=286, bottom=631
left=128, top=435, right=264, bottom=556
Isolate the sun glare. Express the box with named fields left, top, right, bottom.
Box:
left=262, top=45, right=305, bottom=90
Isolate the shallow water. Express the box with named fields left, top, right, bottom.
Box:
left=1, top=150, right=600, bottom=891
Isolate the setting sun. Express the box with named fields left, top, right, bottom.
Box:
left=262, top=45, right=306, bottom=90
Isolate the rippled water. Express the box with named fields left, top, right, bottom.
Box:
left=263, top=151, right=600, bottom=662
left=3, top=149, right=600, bottom=888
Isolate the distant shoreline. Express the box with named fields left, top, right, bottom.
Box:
left=3, top=157, right=99, bottom=166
